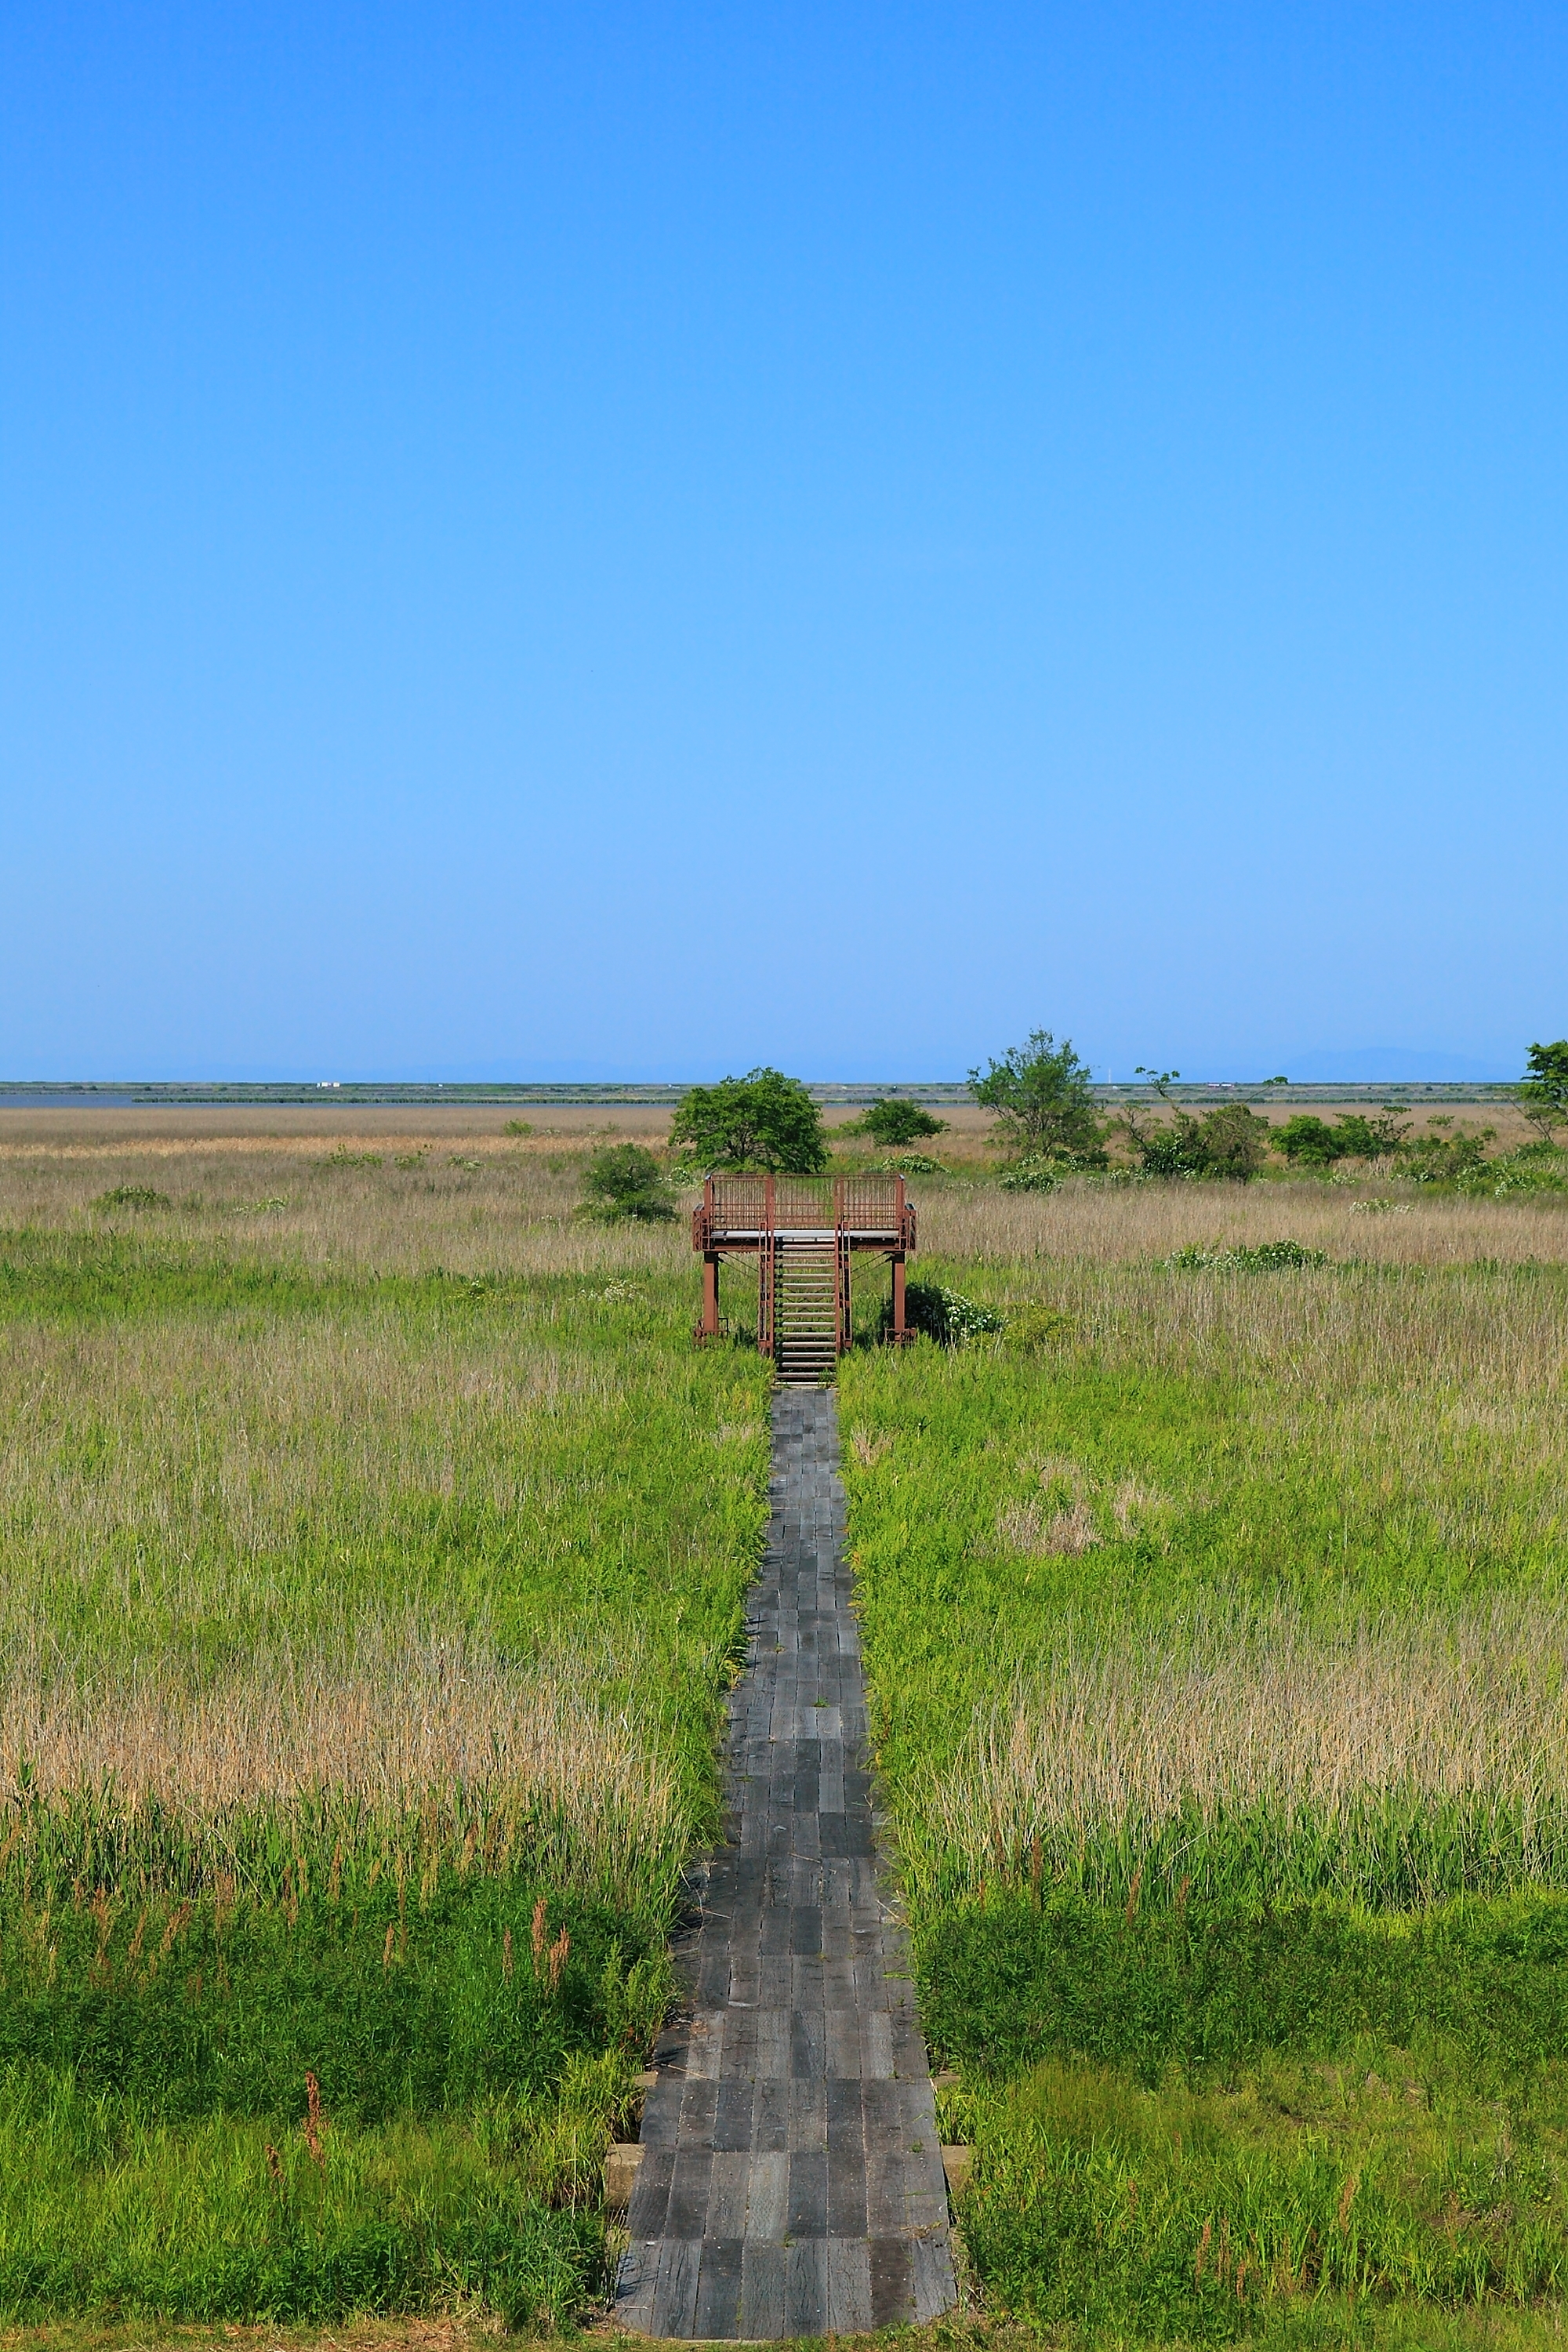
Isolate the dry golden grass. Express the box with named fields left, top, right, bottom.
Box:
left=0, top=1129, right=769, bottom=1896
left=0, top=1133, right=699, bottom=1276
left=920, top=1168, right=1568, bottom=1267
left=917, top=1594, right=1568, bottom=1893
left=3, top=1111, right=1553, bottom=1272
left=0, top=1622, right=684, bottom=1893
left=1018, top=1247, right=1568, bottom=1388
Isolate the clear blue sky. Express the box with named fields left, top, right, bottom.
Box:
left=3, top=2, right=1564, bottom=1082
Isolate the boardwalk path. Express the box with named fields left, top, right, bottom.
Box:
left=615, top=1389, right=958, bottom=2339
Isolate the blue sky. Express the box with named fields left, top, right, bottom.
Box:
left=2, top=2, right=1563, bottom=1082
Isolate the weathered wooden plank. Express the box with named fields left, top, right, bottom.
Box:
left=614, top=1390, right=957, bottom=2338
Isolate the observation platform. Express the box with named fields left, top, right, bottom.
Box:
left=693, top=1175, right=916, bottom=1383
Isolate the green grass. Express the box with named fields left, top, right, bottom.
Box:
left=839, top=1232, right=1568, bottom=2343
left=14, top=1145, right=1568, bottom=2340
left=946, top=2047, right=1568, bottom=2342
left=0, top=1203, right=769, bottom=2325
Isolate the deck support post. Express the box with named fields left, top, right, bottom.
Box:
left=700, top=1252, right=721, bottom=1341
left=890, top=1252, right=910, bottom=1344
left=757, top=1232, right=776, bottom=1363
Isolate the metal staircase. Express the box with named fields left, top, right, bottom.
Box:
left=771, top=1241, right=840, bottom=1385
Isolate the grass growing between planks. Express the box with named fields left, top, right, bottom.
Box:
left=840, top=1189, right=1568, bottom=2344
left=0, top=1145, right=770, bottom=2325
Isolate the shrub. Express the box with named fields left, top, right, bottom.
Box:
left=503, top=1120, right=534, bottom=1136
left=1138, top=1106, right=1270, bottom=1182
left=863, top=1098, right=946, bottom=1145
left=1273, top=1111, right=1410, bottom=1164
left=884, top=1152, right=946, bottom=1174
left=1000, top=1161, right=1059, bottom=1192
left=670, top=1069, right=828, bottom=1173
left=891, top=1282, right=1005, bottom=1347
left=1334, top=1109, right=1412, bottom=1156
left=1000, top=1148, right=1112, bottom=1192
left=1137, top=1127, right=1202, bottom=1178
left=1188, top=1103, right=1269, bottom=1180
left=1165, top=1241, right=1328, bottom=1271
left=970, top=1032, right=1103, bottom=1160
left=1458, top=1144, right=1568, bottom=1199
left=93, top=1186, right=170, bottom=1210
left=578, top=1145, right=674, bottom=1222
left=1403, top=1125, right=1496, bottom=1184
left=1002, top=1305, right=1071, bottom=1352
left=1272, top=1114, right=1345, bottom=1166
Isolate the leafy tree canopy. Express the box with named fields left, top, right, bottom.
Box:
left=670, top=1067, right=829, bottom=1173
left=1272, top=1112, right=1410, bottom=1166
left=863, top=1098, right=946, bottom=1145
left=1193, top=1103, right=1272, bottom=1181
left=1273, top=1114, right=1345, bottom=1167
left=970, top=1030, right=1102, bottom=1158
left=1141, top=1104, right=1270, bottom=1181
left=1519, top=1040, right=1568, bottom=1142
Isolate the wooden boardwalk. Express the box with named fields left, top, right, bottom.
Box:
left=615, top=1389, right=958, bottom=2340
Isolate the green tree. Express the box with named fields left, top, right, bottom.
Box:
left=670, top=1068, right=829, bottom=1173
left=1330, top=1111, right=1411, bottom=1159
left=1139, top=1105, right=1269, bottom=1181
left=1519, top=1040, right=1568, bottom=1143
left=1192, top=1103, right=1270, bottom=1181
left=970, top=1030, right=1102, bottom=1159
left=1272, top=1115, right=1346, bottom=1167
left=579, top=1143, right=674, bottom=1221
left=863, top=1098, right=947, bottom=1145
left=1273, top=1110, right=1411, bottom=1166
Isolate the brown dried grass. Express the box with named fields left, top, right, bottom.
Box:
left=0, top=1135, right=695, bottom=1276
left=0, top=1620, right=682, bottom=1864
left=924, top=1595, right=1568, bottom=1882
left=919, top=1172, right=1568, bottom=1269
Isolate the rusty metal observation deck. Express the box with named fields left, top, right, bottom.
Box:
left=693, top=1175, right=916, bottom=1382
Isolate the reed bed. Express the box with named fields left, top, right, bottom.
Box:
left=916, top=1167, right=1568, bottom=1269
left=908, top=1595, right=1568, bottom=1907
left=841, top=1189, right=1568, bottom=2335
left=0, top=1152, right=768, bottom=2323
left=0, top=1135, right=698, bottom=1276
left=0, top=1624, right=687, bottom=1909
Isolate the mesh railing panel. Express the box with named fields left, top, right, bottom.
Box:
left=710, top=1176, right=769, bottom=1228
left=706, top=1174, right=905, bottom=1232
left=773, top=1178, right=833, bottom=1227
left=840, top=1176, right=902, bottom=1227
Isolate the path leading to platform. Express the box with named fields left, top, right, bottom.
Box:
left=615, top=1388, right=958, bottom=2340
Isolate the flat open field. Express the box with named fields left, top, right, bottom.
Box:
left=842, top=1175, right=1568, bottom=2347
left=0, top=1091, right=1539, bottom=1157
left=0, top=1123, right=769, bottom=2325
left=5, top=1115, right=1568, bottom=2346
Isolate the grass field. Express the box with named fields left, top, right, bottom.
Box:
left=840, top=1175, right=1568, bottom=2347
left=0, top=1133, right=768, bottom=2326
left=8, top=1120, right=1568, bottom=2345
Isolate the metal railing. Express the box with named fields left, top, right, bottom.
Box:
left=694, top=1174, right=914, bottom=1249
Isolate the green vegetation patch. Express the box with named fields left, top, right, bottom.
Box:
left=0, top=1215, right=770, bottom=2324
left=840, top=1238, right=1568, bottom=2340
